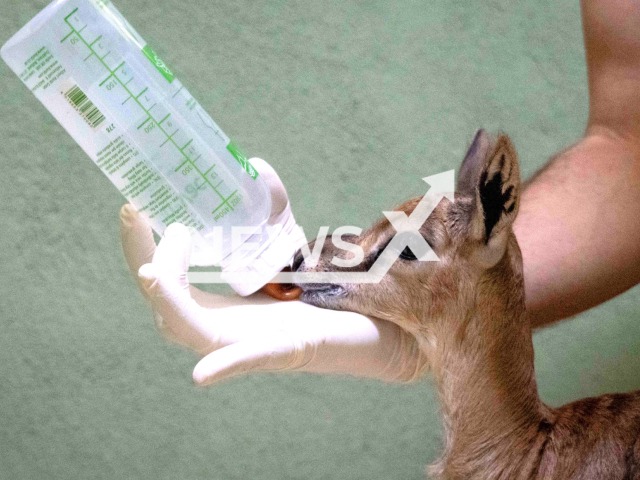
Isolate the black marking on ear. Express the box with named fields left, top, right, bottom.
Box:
left=479, top=170, right=514, bottom=241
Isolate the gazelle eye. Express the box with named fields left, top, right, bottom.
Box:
left=399, top=246, right=418, bottom=261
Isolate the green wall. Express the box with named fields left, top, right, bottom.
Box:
left=1, top=0, right=639, bottom=478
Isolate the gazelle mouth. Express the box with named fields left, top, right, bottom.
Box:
left=297, top=284, right=345, bottom=298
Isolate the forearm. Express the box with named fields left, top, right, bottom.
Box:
left=515, top=132, right=640, bottom=328
left=515, top=0, right=640, bottom=327
left=582, top=0, right=640, bottom=139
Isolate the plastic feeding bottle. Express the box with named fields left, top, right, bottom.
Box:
left=1, top=0, right=305, bottom=295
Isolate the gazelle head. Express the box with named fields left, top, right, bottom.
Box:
left=293, top=130, right=523, bottom=336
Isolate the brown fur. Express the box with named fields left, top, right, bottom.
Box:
left=293, top=131, right=640, bottom=479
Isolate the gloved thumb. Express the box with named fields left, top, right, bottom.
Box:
left=150, top=222, right=192, bottom=289
left=192, top=332, right=298, bottom=386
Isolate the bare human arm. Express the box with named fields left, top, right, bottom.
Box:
left=516, top=0, right=640, bottom=328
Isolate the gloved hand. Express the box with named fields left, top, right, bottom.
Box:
left=120, top=158, right=428, bottom=386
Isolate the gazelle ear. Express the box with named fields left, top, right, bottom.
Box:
left=457, top=129, right=491, bottom=196
left=473, top=134, right=520, bottom=245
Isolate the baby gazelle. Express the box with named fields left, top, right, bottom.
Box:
left=293, top=130, right=640, bottom=479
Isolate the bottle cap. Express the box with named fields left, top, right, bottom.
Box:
left=220, top=200, right=307, bottom=296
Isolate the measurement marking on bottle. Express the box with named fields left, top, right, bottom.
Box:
left=212, top=201, right=228, bottom=215
left=98, top=74, right=112, bottom=86
left=64, top=8, right=78, bottom=21
left=212, top=191, right=238, bottom=214
left=98, top=62, right=124, bottom=86
left=60, top=30, right=74, bottom=43
left=60, top=7, right=235, bottom=214
left=175, top=159, right=189, bottom=172
left=137, top=117, right=151, bottom=129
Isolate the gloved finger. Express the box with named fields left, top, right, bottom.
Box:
left=192, top=332, right=297, bottom=386
left=120, top=204, right=253, bottom=342
left=120, top=205, right=212, bottom=302
left=152, top=222, right=191, bottom=290
left=138, top=262, right=221, bottom=353
left=151, top=309, right=189, bottom=347
left=120, top=204, right=156, bottom=280
left=189, top=288, right=279, bottom=309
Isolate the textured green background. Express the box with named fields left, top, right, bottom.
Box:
left=1, top=0, right=639, bottom=478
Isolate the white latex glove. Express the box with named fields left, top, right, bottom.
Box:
left=120, top=159, right=428, bottom=386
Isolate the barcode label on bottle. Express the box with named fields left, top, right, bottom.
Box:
left=60, top=81, right=105, bottom=130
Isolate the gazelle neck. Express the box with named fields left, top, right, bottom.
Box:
left=426, top=246, right=552, bottom=477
